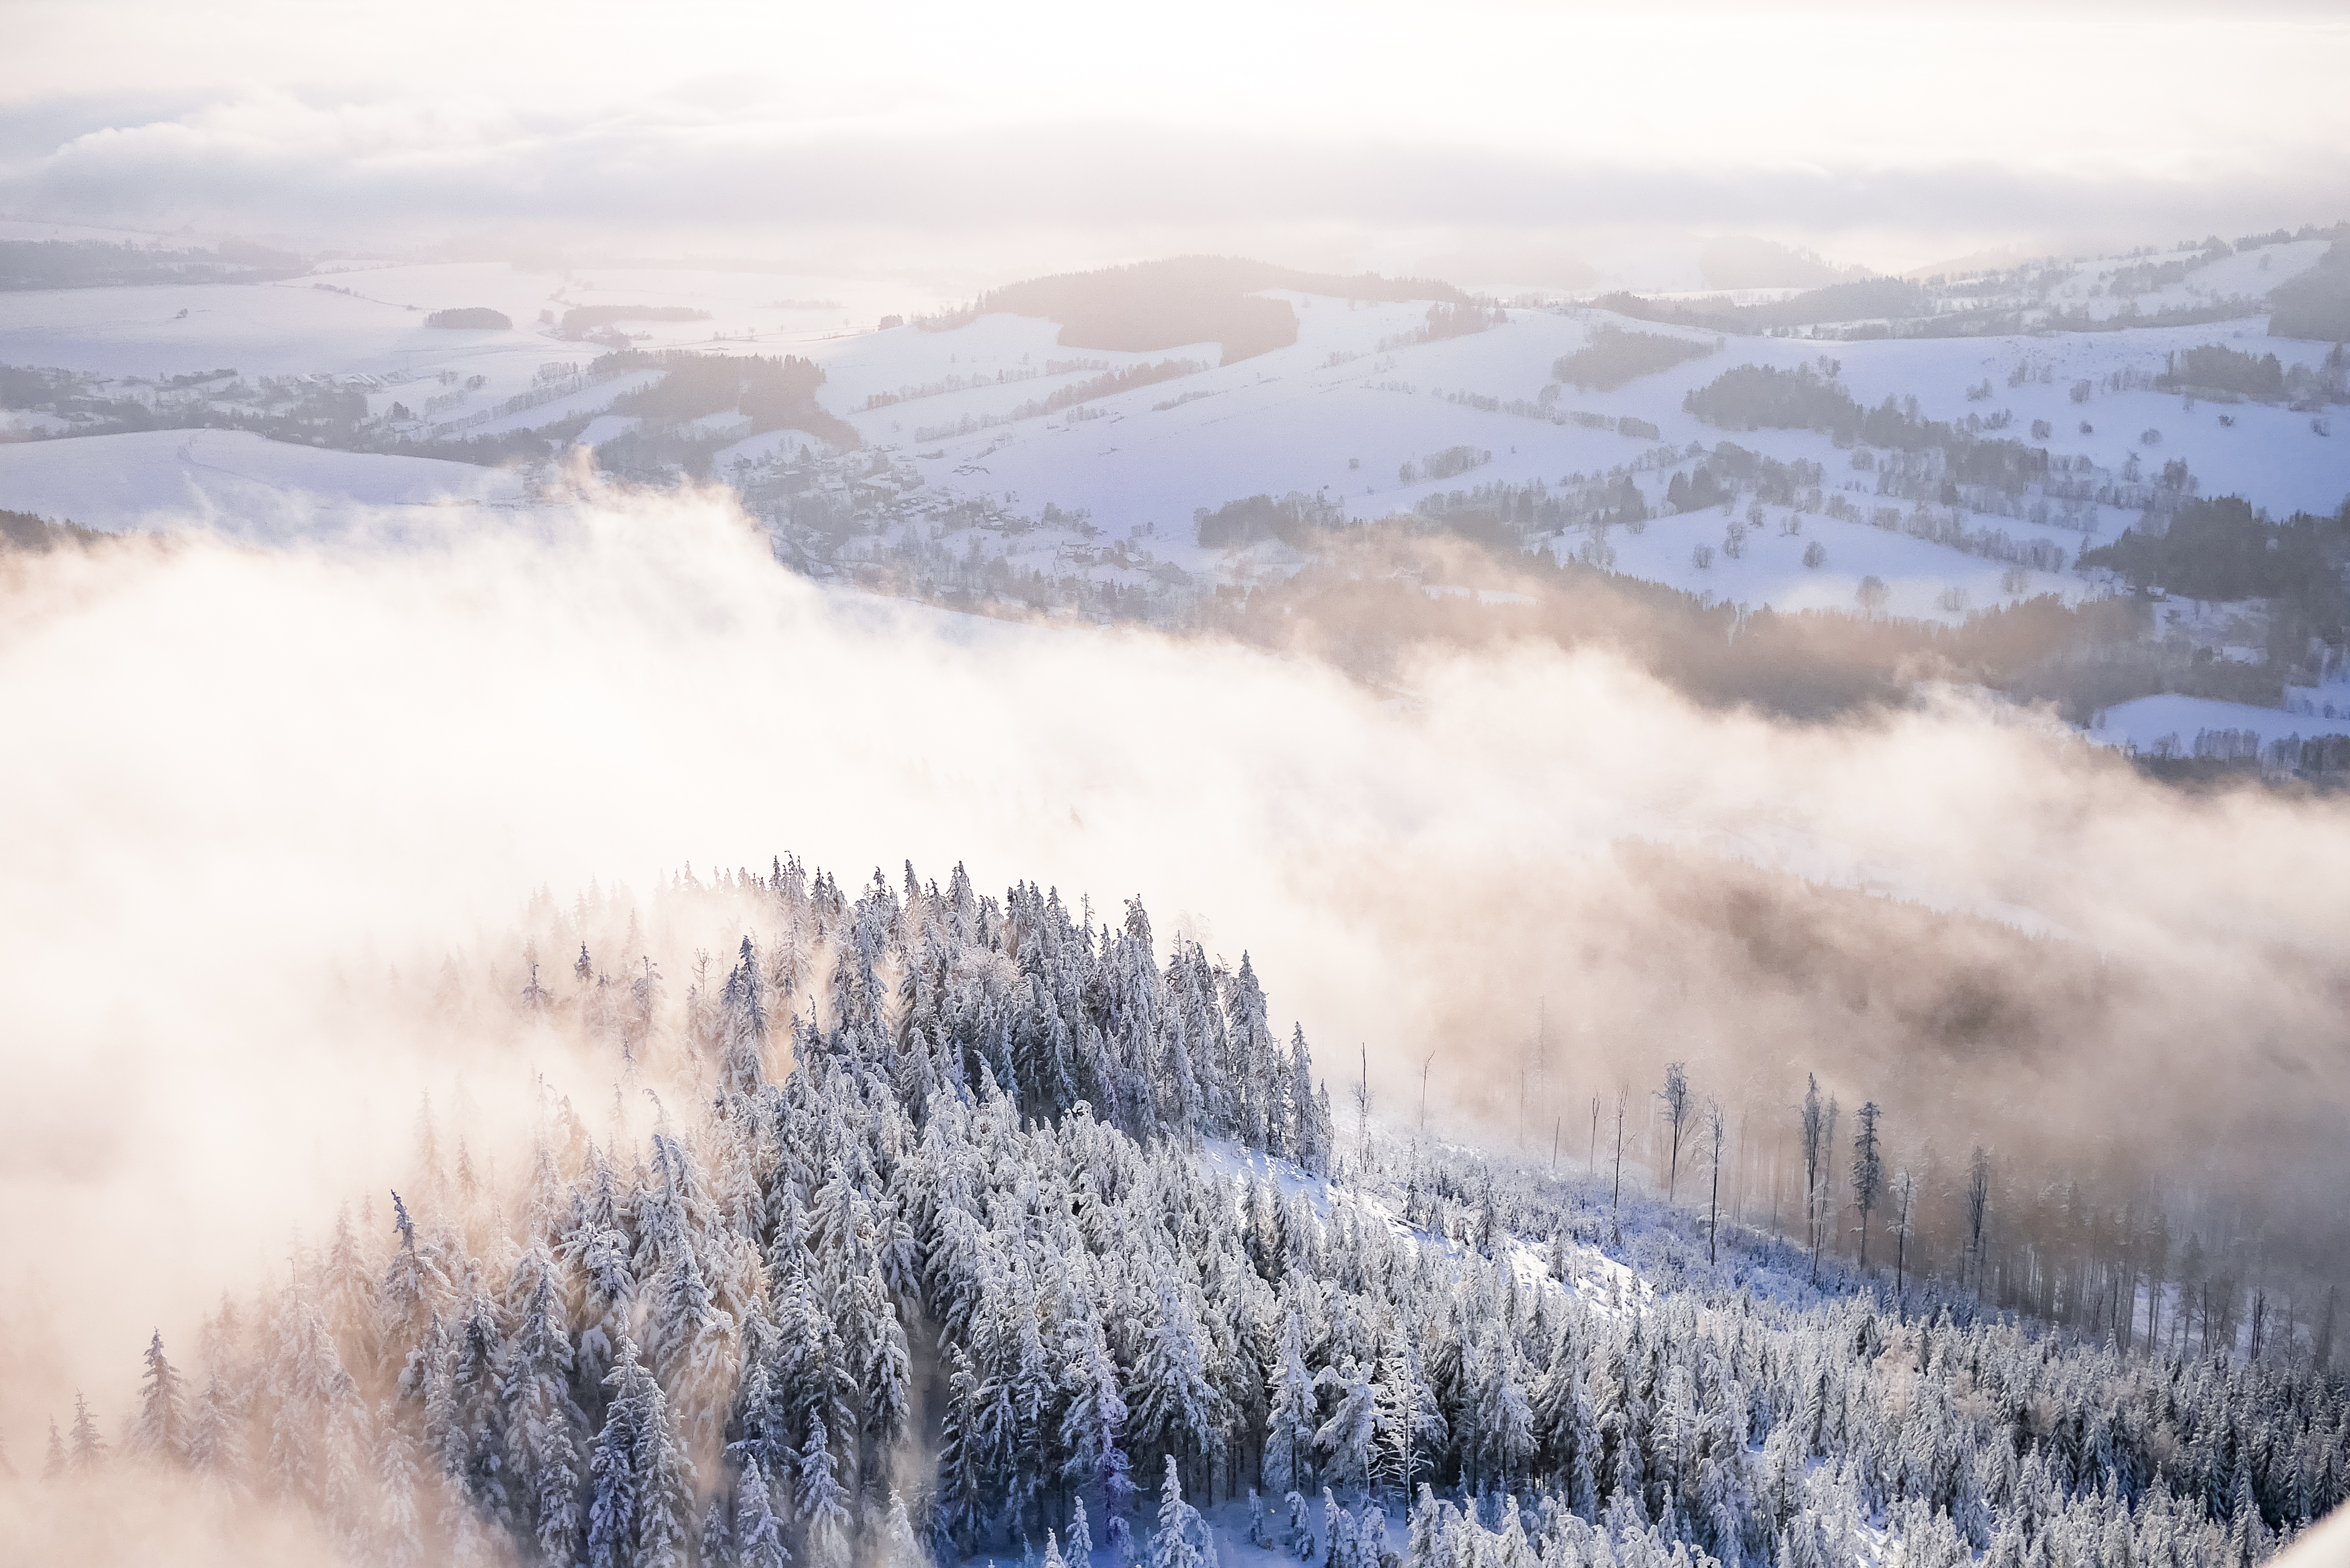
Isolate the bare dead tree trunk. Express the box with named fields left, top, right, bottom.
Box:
left=1611, top=1086, right=1629, bottom=1243
left=1705, top=1099, right=1725, bottom=1265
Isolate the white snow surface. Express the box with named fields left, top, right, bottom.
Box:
left=2084, top=693, right=2350, bottom=752
left=5, top=247, right=2348, bottom=731
left=0, top=429, right=525, bottom=539
left=848, top=297, right=2346, bottom=568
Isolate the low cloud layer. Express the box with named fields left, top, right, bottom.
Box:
left=15, top=108, right=2348, bottom=278
left=6, top=1, right=2347, bottom=277
left=4, top=481, right=2347, bottom=1441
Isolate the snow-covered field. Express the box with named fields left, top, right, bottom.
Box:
left=1555, top=505, right=2073, bottom=624
left=0, top=428, right=525, bottom=538
left=0, top=260, right=953, bottom=416
left=2086, top=692, right=2350, bottom=753
left=865, top=305, right=2344, bottom=546
left=4, top=237, right=2347, bottom=733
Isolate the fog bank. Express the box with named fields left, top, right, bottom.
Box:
left=3, top=481, right=2346, bottom=1436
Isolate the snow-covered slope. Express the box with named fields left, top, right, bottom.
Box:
left=0, top=428, right=525, bottom=538
left=4, top=243, right=2346, bottom=734
left=2086, top=692, right=2350, bottom=755
left=10, top=860, right=2332, bottom=1568
left=859, top=301, right=2344, bottom=549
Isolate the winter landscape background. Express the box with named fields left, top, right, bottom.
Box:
left=4, top=3, right=2350, bottom=1566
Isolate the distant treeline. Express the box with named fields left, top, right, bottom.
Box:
left=0, top=348, right=851, bottom=475
left=0, top=236, right=303, bottom=291
left=1597, top=277, right=1931, bottom=335
left=1206, top=513, right=2345, bottom=727
left=1403, top=445, right=1823, bottom=543
left=1039, top=359, right=1199, bottom=412
left=1696, top=234, right=1865, bottom=290
left=1194, top=491, right=1348, bottom=548
left=0, top=506, right=105, bottom=552
left=2033, top=298, right=2265, bottom=337
left=2157, top=344, right=2286, bottom=399
left=559, top=304, right=712, bottom=337
left=591, top=350, right=857, bottom=478
left=1683, top=362, right=2049, bottom=497
left=917, top=256, right=1469, bottom=365
left=2268, top=242, right=2350, bottom=343
left=1551, top=325, right=1716, bottom=391
left=1594, top=264, right=2303, bottom=344
left=2080, top=496, right=2350, bottom=670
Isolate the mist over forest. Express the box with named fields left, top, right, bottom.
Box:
left=4, top=4, right=2350, bottom=1567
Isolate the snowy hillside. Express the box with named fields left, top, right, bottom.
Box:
left=0, top=428, right=525, bottom=538
left=4, top=234, right=2348, bottom=757
left=11, top=861, right=2338, bottom=1568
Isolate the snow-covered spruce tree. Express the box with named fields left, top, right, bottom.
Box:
left=1264, top=1301, right=1319, bottom=1502
left=68, top=1394, right=106, bottom=1475
left=1151, top=1456, right=1203, bottom=1568
left=884, top=1486, right=925, bottom=1568
left=1372, top=1321, right=1443, bottom=1497
left=375, top=1397, right=428, bottom=1568
left=128, top=1331, right=188, bottom=1464
left=1060, top=1278, right=1137, bottom=1540
left=733, top=1453, right=789, bottom=1568
left=507, top=1254, right=588, bottom=1564
left=796, top=1413, right=853, bottom=1568
left=1312, top=1355, right=1377, bottom=1495
left=588, top=1334, right=694, bottom=1568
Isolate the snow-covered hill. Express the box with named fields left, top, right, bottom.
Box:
left=5, top=861, right=2335, bottom=1568
left=3, top=238, right=2347, bottom=749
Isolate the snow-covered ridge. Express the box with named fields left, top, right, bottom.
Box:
left=13, top=858, right=2331, bottom=1568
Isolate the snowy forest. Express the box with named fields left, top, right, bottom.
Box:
left=13, top=859, right=2347, bottom=1568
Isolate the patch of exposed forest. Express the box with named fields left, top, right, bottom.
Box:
left=1681, top=363, right=2047, bottom=500
left=1552, top=328, right=1718, bottom=392
left=0, top=505, right=105, bottom=552
left=2079, top=496, right=2350, bottom=664
left=1199, top=526, right=2323, bottom=727
left=589, top=351, right=860, bottom=478
left=0, top=348, right=857, bottom=477
left=2267, top=243, right=2350, bottom=344
left=0, top=237, right=305, bottom=291
left=1597, top=279, right=1934, bottom=337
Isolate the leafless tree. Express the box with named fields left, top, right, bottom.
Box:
left=1890, top=1169, right=1917, bottom=1303
left=1656, top=1061, right=1693, bottom=1201
left=1800, top=1075, right=1834, bottom=1283
left=2143, top=1211, right=2170, bottom=1355
left=1611, top=1086, right=1630, bottom=1243
left=1964, top=1145, right=1992, bottom=1290
left=1704, top=1098, right=1727, bottom=1264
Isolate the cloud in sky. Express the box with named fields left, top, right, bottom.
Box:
left=4, top=0, right=2346, bottom=277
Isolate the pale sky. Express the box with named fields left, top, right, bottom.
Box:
left=5, top=0, right=2346, bottom=283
